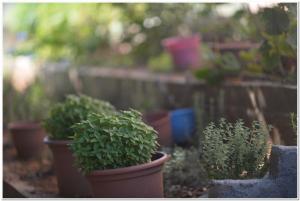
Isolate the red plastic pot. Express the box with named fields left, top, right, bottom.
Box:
left=143, top=112, right=173, bottom=147
left=86, top=152, right=169, bottom=198
left=44, top=137, right=92, bottom=197
left=8, top=122, right=45, bottom=159
left=162, top=35, right=201, bottom=70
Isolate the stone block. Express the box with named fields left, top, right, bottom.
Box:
left=207, top=145, right=297, bottom=198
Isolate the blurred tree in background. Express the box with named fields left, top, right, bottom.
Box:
left=4, top=3, right=297, bottom=80
left=3, top=3, right=262, bottom=64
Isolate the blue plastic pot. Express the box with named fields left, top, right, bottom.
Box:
left=170, top=108, right=196, bottom=144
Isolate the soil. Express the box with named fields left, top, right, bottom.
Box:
left=165, top=185, right=209, bottom=198
left=3, top=130, right=58, bottom=198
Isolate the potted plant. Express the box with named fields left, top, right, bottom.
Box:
left=43, top=94, right=116, bottom=197
left=143, top=111, right=173, bottom=147
left=70, top=109, right=170, bottom=198
left=194, top=52, right=242, bottom=86
left=200, top=118, right=270, bottom=181
left=6, top=78, right=50, bottom=159
left=162, top=34, right=201, bottom=71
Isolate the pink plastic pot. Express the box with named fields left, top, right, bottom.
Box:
left=162, top=35, right=201, bottom=70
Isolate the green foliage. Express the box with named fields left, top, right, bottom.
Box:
left=148, top=52, right=173, bottom=73
left=258, top=4, right=297, bottom=77
left=5, top=3, right=296, bottom=83
left=200, top=118, right=270, bottom=179
left=3, top=76, right=51, bottom=124
left=70, top=109, right=158, bottom=174
left=290, top=112, right=297, bottom=138
left=43, top=94, right=116, bottom=140
left=6, top=4, right=124, bottom=61
left=239, top=49, right=263, bottom=74
left=164, top=147, right=207, bottom=188
left=194, top=4, right=297, bottom=84
left=260, top=6, right=290, bottom=35
left=194, top=52, right=241, bottom=85
left=2, top=4, right=262, bottom=65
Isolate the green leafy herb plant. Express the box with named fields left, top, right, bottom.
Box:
left=200, top=118, right=270, bottom=179
left=43, top=94, right=116, bottom=140
left=70, top=109, right=159, bottom=174
left=290, top=112, right=297, bottom=142
left=194, top=52, right=242, bottom=86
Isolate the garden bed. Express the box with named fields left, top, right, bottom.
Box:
left=3, top=129, right=209, bottom=198
left=3, top=130, right=58, bottom=198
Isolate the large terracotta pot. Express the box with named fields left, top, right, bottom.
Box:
left=143, top=112, right=173, bottom=147
left=8, top=122, right=45, bottom=159
left=86, top=152, right=169, bottom=198
left=44, top=137, right=92, bottom=197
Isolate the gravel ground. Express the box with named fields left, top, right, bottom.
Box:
left=3, top=130, right=58, bottom=198
left=165, top=185, right=209, bottom=198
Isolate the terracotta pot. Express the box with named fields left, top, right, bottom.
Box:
left=8, top=122, right=45, bottom=159
left=86, top=152, right=169, bottom=198
left=143, top=112, right=173, bottom=147
left=44, top=137, right=92, bottom=197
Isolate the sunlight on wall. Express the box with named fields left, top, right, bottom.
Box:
left=11, top=56, right=36, bottom=92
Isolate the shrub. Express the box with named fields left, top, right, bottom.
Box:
left=163, top=147, right=207, bottom=188
left=43, top=94, right=116, bottom=140
left=70, top=109, right=158, bottom=174
left=148, top=52, right=173, bottom=73
left=200, top=118, right=270, bottom=179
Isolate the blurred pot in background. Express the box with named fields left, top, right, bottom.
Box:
left=170, top=108, right=196, bottom=145
left=162, top=34, right=201, bottom=71
left=8, top=122, right=45, bottom=159
left=143, top=111, right=173, bottom=147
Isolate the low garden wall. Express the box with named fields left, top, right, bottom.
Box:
left=40, top=65, right=297, bottom=146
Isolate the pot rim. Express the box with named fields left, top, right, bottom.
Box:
left=88, top=152, right=170, bottom=177
left=43, top=136, right=71, bottom=145
left=8, top=122, right=41, bottom=130
left=143, top=112, right=170, bottom=126
left=162, top=34, right=200, bottom=47
left=171, top=108, right=194, bottom=116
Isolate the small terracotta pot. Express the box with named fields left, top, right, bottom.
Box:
left=143, top=112, right=173, bottom=147
left=8, top=122, right=45, bottom=159
left=44, top=137, right=92, bottom=197
left=86, top=152, right=169, bottom=198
